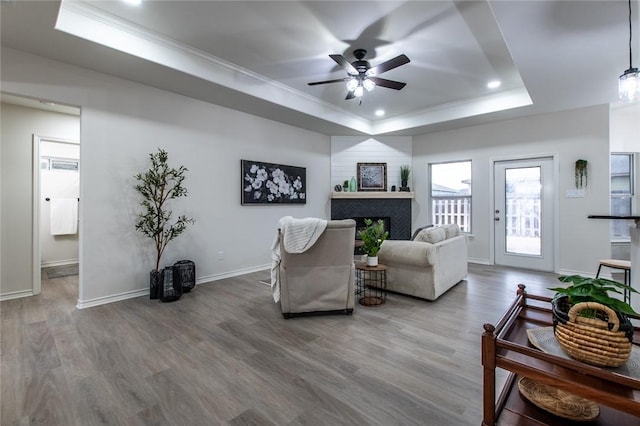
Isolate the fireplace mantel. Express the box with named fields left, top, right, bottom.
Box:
left=330, top=191, right=414, bottom=199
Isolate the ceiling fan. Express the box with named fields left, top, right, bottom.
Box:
left=308, top=49, right=410, bottom=100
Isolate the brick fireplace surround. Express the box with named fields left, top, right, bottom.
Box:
left=330, top=192, right=413, bottom=240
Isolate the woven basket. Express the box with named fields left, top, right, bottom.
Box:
left=552, top=297, right=633, bottom=367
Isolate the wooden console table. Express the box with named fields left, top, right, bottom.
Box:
left=482, top=284, right=640, bottom=425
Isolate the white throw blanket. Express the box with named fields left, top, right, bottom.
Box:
left=50, top=198, right=78, bottom=235
left=270, top=216, right=328, bottom=303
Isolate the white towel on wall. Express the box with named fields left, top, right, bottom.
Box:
left=270, top=216, right=327, bottom=303
left=50, top=198, right=78, bottom=235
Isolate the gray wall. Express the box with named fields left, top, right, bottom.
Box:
left=1, top=48, right=331, bottom=306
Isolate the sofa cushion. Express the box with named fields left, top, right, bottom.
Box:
left=441, top=223, right=460, bottom=239
left=415, top=226, right=446, bottom=243
left=411, top=225, right=433, bottom=241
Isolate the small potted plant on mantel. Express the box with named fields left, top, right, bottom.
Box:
left=400, top=165, right=411, bottom=192
left=358, top=218, right=389, bottom=266
left=134, top=148, right=195, bottom=301
left=549, top=275, right=638, bottom=367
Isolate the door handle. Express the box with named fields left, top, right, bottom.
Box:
left=494, top=217, right=500, bottom=221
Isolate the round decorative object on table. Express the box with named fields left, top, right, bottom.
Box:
left=355, top=263, right=387, bottom=306
left=518, top=377, right=599, bottom=421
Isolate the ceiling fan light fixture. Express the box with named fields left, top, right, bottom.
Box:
left=619, top=0, right=640, bottom=101
left=354, top=85, right=364, bottom=98
left=346, top=78, right=358, bottom=92
left=363, top=79, right=375, bottom=92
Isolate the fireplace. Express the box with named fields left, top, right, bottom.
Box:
left=331, top=197, right=411, bottom=241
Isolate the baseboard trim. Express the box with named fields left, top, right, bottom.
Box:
left=75, top=264, right=271, bottom=309
left=41, top=259, right=79, bottom=268
left=0, top=289, right=35, bottom=301
left=197, top=264, right=270, bottom=284
left=76, top=288, right=148, bottom=309
left=468, top=257, right=492, bottom=265
left=557, top=269, right=596, bottom=278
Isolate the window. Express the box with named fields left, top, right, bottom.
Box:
left=430, top=160, right=472, bottom=232
left=610, top=153, right=635, bottom=241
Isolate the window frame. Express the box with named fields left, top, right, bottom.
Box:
left=610, top=152, right=636, bottom=242
left=429, top=160, right=472, bottom=233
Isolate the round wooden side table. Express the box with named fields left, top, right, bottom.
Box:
left=355, top=263, right=387, bottom=306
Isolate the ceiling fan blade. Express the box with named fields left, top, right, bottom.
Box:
left=345, top=91, right=356, bottom=100
left=329, top=54, right=358, bottom=75
left=307, top=78, right=350, bottom=86
left=369, top=77, right=406, bottom=90
left=368, top=54, right=410, bottom=76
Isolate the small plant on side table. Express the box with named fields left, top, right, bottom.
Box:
left=358, top=218, right=389, bottom=266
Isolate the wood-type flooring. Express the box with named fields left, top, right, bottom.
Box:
left=1, top=264, right=561, bottom=425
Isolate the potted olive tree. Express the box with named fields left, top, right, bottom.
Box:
left=134, top=148, right=195, bottom=299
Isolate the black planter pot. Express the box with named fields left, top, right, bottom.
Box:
left=149, top=270, right=162, bottom=300
left=159, top=266, right=182, bottom=303
left=399, top=186, right=410, bottom=192
left=173, top=260, right=196, bottom=293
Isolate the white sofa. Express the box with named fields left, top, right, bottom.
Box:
left=377, top=224, right=467, bottom=301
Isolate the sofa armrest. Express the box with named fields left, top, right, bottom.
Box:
left=428, top=235, right=467, bottom=265
left=378, top=240, right=433, bottom=267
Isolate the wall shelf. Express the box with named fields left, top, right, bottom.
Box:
left=330, top=191, right=414, bottom=199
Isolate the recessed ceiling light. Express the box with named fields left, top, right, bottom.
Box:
left=375, top=109, right=385, bottom=117
left=122, top=0, right=142, bottom=6
left=487, top=80, right=501, bottom=89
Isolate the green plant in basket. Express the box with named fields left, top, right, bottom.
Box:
left=358, top=218, right=389, bottom=257
left=548, top=275, right=639, bottom=317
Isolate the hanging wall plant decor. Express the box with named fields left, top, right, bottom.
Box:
left=575, top=159, right=588, bottom=189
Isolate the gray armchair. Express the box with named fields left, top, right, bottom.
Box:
left=278, top=219, right=356, bottom=318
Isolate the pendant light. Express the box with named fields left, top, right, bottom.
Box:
left=619, top=0, right=640, bottom=101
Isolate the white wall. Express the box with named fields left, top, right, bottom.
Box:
left=1, top=102, right=80, bottom=298
left=1, top=48, right=330, bottom=307
left=610, top=102, right=640, bottom=152
left=331, top=137, right=412, bottom=190
left=413, top=105, right=611, bottom=276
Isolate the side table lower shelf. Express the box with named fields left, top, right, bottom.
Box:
left=496, top=373, right=640, bottom=425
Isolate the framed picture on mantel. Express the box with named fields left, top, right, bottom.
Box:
left=357, top=162, right=387, bottom=191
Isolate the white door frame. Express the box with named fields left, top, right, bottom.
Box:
left=32, top=135, right=80, bottom=296
left=489, top=153, right=560, bottom=272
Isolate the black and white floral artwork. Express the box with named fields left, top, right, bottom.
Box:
left=357, top=162, right=387, bottom=191
left=241, top=160, right=306, bottom=204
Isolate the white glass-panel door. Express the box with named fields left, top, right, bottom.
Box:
left=494, top=158, right=554, bottom=271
